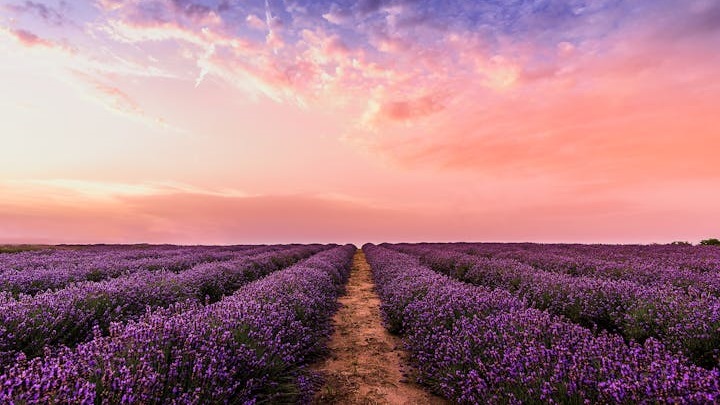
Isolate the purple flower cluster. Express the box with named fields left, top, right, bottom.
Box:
left=0, top=244, right=327, bottom=369
left=543, top=243, right=720, bottom=273
left=364, top=244, right=720, bottom=403
left=456, top=243, right=720, bottom=297
left=0, top=245, right=261, bottom=296
left=0, top=244, right=355, bottom=404
left=443, top=242, right=720, bottom=273
left=389, top=243, right=720, bottom=368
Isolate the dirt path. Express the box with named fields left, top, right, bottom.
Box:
left=312, top=250, right=447, bottom=405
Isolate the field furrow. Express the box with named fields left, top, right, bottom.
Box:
left=312, top=250, right=446, bottom=404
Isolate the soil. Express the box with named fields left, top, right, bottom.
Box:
left=311, top=250, right=447, bottom=405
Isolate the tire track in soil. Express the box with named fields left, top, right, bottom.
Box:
left=312, top=250, right=447, bottom=405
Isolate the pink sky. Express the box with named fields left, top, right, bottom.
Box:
left=1, top=0, right=719, bottom=245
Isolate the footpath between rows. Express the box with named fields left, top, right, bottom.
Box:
left=312, top=250, right=447, bottom=404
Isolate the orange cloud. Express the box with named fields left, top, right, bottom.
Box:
left=355, top=20, right=720, bottom=194
left=2, top=181, right=719, bottom=245
left=378, top=93, right=445, bottom=121
left=0, top=183, right=450, bottom=244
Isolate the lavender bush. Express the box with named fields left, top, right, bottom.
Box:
left=0, top=244, right=355, bottom=403
left=457, top=243, right=720, bottom=297
left=0, top=244, right=327, bottom=369
left=0, top=245, right=262, bottom=296
left=390, top=243, right=720, bottom=368
left=364, top=244, right=720, bottom=403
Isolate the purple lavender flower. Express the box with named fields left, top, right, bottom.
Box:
left=0, top=245, right=355, bottom=403
left=364, top=244, right=720, bottom=403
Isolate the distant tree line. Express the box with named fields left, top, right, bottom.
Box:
left=669, top=239, right=720, bottom=246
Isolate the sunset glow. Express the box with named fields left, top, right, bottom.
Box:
left=1, top=0, right=719, bottom=244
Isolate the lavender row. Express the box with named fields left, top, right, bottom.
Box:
left=500, top=249, right=693, bottom=289
left=0, top=245, right=259, bottom=296
left=454, top=242, right=720, bottom=273
left=0, top=244, right=327, bottom=369
left=548, top=243, right=720, bottom=273
left=364, top=244, right=720, bottom=403
left=0, top=245, right=356, bottom=404
left=450, top=243, right=720, bottom=297
left=390, top=243, right=720, bottom=369
left=475, top=242, right=720, bottom=273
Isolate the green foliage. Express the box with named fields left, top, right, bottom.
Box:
left=700, top=238, right=720, bottom=246
left=670, top=241, right=692, bottom=246
left=85, top=269, right=105, bottom=282
left=0, top=245, right=48, bottom=253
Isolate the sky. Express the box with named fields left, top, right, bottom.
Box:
left=0, top=0, right=719, bottom=245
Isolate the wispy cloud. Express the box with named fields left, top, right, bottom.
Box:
left=2, top=179, right=251, bottom=201
left=3, top=178, right=719, bottom=244
left=7, top=27, right=55, bottom=47
left=4, top=1, right=67, bottom=26
left=2, top=0, right=719, bottom=243
left=0, top=179, right=440, bottom=244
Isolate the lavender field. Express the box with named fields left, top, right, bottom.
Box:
left=1, top=243, right=720, bottom=403
left=0, top=244, right=356, bottom=403
left=4, top=0, right=719, bottom=402
left=365, top=243, right=720, bottom=403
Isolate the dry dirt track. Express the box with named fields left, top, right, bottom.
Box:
left=312, top=250, right=447, bottom=405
